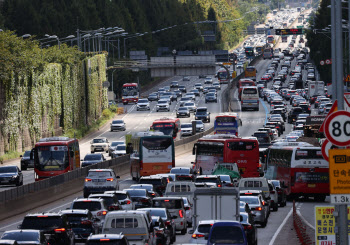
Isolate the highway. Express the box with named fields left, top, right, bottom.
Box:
left=0, top=7, right=326, bottom=245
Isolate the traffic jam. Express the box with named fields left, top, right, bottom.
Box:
left=0, top=7, right=333, bottom=245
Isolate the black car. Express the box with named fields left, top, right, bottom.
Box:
left=195, top=107, right=210, bottom=123
left=19, top=212, right=75, bottom=245
left=0, top=230, right=48, bottom=245
left=0, top=166, right=23, bottom=186
left=252, top=131, right=271, bottom=147
left=139, top=176, right=168, bottom=196
left=124, top=189, right=153, bottom=208
left=176, top=107, right=190, bottom=118
left=81, top=153, right=106, bottom=167
left=288, top=107, right=303, bottom=123
left=20, top=150, right=34, bottom=170
left=148, top=93, right=158, bottom=101
left=59, top=209, right=97, bottom=243
left=178, top=85, right=187, bottom=93
left=240, top=212, right=258, bottom=245
left=299, top=102, right=311, bottom=114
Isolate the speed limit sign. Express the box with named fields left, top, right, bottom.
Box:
left=324, top=110, right=350, bottom=146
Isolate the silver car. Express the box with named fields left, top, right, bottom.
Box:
left=136, top=99, right=150, bottom=111
left=104, top=190, right=135, bottom=210
left=110, top=120, right=126, bottom=131
left=184, top=102, right=197, bottom=113
left=240, top=194, right=269, bottom=227
left=83, top=169, right=120, bottom=197
left=156, top=99, right=170, bottom=112
left=108, top=141, right=124, bottom=156
left=181, top=123, right=193, bottom=137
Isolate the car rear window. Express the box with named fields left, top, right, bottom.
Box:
left=244, top=181, right=263, bottom=187
left=153, top=199, right=183, bottom=209
left=170, top=184, right=193, bottom=192
left=240, top=196, right=260, bottom=205
left=72, top=202, right=102, bottom=211
left=21, top=216, right=63, bottom=229
left=198, top=224, right=213, bottom=233
left=88, top=171, right=111, bottom=177
left=115, top=193, right=128, bottom=200
left=139, top=179, right=162, bottom=185
left=87, top=240, right=127, bottom=245
left=195, top=177, right=218, bottom=184
left=1, top=231, right=39, bottom=242
left=111, top=218, right=138, bottom=228
left=243, top=88, right=257, bottom=94
left=210, top=226, right=244, bottom=244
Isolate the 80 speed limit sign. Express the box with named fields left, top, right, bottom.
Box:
left=324, top=110, right=350, bottom=146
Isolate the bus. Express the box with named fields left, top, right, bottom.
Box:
left=244, top=66, right=257, bottom=81
left=214, top=113, right=242, bottom=136
left=122, top=83, right=139, bottom=105
left=244, top=46, right=255, bottom=59
left=130, top=132, right=175, bottom=179
left=264, top=142, right=329, bottom=201
left=192, top=135, right=261, bottom=177
left=217, top=68, right=230, bottom=84
left=263, top=47, right=273, bottom=60
left=32, top=137, right=80, bottom=181
left=237, top=78, right=256, bottom=100
left=267, top=35, right=275, bottom=45
left=151, top=117, right=181, bottom=139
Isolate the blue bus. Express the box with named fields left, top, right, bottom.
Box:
left=244, top=46, right=255, bottom=59
left=214, top=113, right=242, bottom=136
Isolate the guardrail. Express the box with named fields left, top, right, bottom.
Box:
left=293, top=200, right=315, bottom=245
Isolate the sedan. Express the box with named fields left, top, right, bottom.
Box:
left=124, top=189, right=153, bottom=208
left=0, top=166, right=23, bottom=186
left=181, top=123, right=193, bottom=137
left=110, top=119, right=126, bottom=131
left=108, top=141, right=124, bottom=156
left=205, top=92, right=217, bottom=103
left=111, top=144, right=126, bottom=158
left=81, top=153, right=106, bottom=167
left=240, top=195, right=268, bottom=227
left=184, top=102, right=197, bottom=113
left=176, top=107, right=190, bottom=118
left=148, top=92, right=158, bottom=101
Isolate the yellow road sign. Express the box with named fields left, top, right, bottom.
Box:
left=329, top=149, right=350, bottom=196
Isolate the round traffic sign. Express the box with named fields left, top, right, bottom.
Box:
left=326, top=59, right=331, bottom=65
left=320, top=60, right=325, bottom=66
left=321, top=138, right=350, bottom=161
left=324, top=110, right=350, bottom=146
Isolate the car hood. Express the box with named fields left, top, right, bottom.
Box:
left=137, top=103, right=149, bottom=106
left=17, top=242, right=41, bottom=245
left=111, top=123, right=124, bottom=126
left=114, top=150, right=126, bottom=154
left=0, top=173, right=16, bottom=177
left=82, top=160, right=102, bottom=164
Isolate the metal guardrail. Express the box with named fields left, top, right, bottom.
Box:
left=108, top=60, right=216, bottom=70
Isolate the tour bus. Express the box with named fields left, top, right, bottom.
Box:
left=244, top=66, right=257, bottom=81
left=214, top=113, right=242, bottom=136
left=130, top=132, right=175, bottom=179
left=217, top=68, right=230, bottom=84
left=244, top=46, right=255, bottom=59
left=264, top=142, right=329, bottom=201
left=241, top=86, right=259, bottom=111
left=267, top=35, right=275, bottom=45
left=122, top=83, right=139, bottom=105
left=151, top=117, right=181, bottom=139
left=237, top=78, right=256, bottom=100
left=33, top=137, right=80, bottom=181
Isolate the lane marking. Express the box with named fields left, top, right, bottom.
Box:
left=259, top=98, right=269, bottom=125
left=268, top=206, right=293, bottom=245
left=297, top=210, right=315, bottom=230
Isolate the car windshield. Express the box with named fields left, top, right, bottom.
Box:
left=207, top=93, right=215, bottom=96
left=240, top=196, right=260, bottom=205
left=178, top=108, right=188, bottom=112
left=23, top=151, right=31, bottom=157
left=88, top=171, right=112, bottom=177
left=126, top=189, right=146, bottom=197
left=0, top=166, right=17, bottom=173
left=196, top=110, right=207, bottom=115
left=92, top=139, right=106, bottom=143
left=138, top=99, right=148, bottom=103
left=72, top=201, right=102, bottom=211
left=112, top=120, right=123, bottom=124
left=1, top=231, right=39, bottom=241
left=184, top=102, right=194, bottom=107
left=111, top=142, right=123, bottom=147
left=181, top=124, right=192, bottom=129
left=21, top=216, right=63, bottom=229
left=114, top=193, right=128, bottom=200
left=84, top=155, right=102, bottom=161
left=271, top=180, right=280, bottom=187
left=145, top=209, right=166, bottom=219
left=170, top=168, right=190, bottom=174
left=219, top=176, right=231, bottom=182
left=116, top=145, right=126, bottom=151
left=210, top=226, right=245, bottom=244
left=158, top=101, right=167, bottom=104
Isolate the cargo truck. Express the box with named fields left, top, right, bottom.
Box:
left=308, top=81, right=325, bottom=98
left=192, top=187, right=240, bottom=230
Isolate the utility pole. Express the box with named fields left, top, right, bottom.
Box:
left=331, top=1, right=337, bottom=102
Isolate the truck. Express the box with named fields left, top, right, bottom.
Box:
left=308, top=81, right=325, bottom=98
left=192, top=187, right=240, bottom=230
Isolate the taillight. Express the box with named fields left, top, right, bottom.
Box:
left=100, top=239, right=110, bottom=241
left=262, top=201, right=265, bottom=206
left=140, top=198, right=149, bottom=203
left=97, top=211, right=107, bottom=216
left=218, top=184, right=222, bottom=187
left=192, top=234, right=205, bottom=239
left=106, top=178, right=114, bottom=181
left=126, top=200, right=131, bottom=205
left=85, top=178, right=92, bottom=182
left=244, top=225, right=253, bottom=230
left=81, top=220, right=92, bottom=225
left=54, top=228, right=66, bottom=233
left=255, top=207, right=262, bottom=211
left=165, top=221, right=171, bottom=226
left=179, top=210, right=184, bottom=218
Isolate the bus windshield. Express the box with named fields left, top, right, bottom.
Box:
left=153, top=123, right=175, bottom=136
left=122, top=86, right=137, bottom=96
left=218, top=71, right=228, bottom=79
left=35, top=146, right=69, bottom=171
left=142, top=138, right=172, bottom=150
left=215, top=116, right=237, bottom=123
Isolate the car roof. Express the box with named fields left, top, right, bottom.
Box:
left=88, top=234, right=124, bottom=240
left=60, top=209, right=90, bottom=215
left=89, top=169, right=113, bottom=172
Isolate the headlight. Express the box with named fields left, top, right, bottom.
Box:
left=195, top=117, right=198, bottom=119
left=12, top=175, right=18, bottom=179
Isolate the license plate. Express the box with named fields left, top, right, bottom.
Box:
left=308, top=184, right=316, bottom=188
left=153, top=166, right=161, bottom=170
left=248, top=103, right=252, bottom=105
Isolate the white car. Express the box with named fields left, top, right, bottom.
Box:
left=108, top=141, right=124, bottom=156
left=112, top=144, right=126, bottom=158
left=181, top=123, right=193, bottom=137
left=236, top=62, right=244, bottom=69
left=156, top=99, right=170, bottom=112
left=184, top=102, right=197, bottom=113
left=184, top=92, right=196, bottom=101
left=182, top=197, right=193, bottom=227
left=136, top=99, right=150, bottom=111
left=90, top=137, right=109, bottom=153
left=189, top=220, right=218, bottom=244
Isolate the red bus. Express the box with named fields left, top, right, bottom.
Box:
left=33, top=137, right=80, bottom=181
left=267, top=35, right=275, bottom=44
left=192, top=135, right=261, bottom=177
left=265, top=142, right=329, bottom=201
left=217, top=68, right=230, bottom=84
left=122, top=83, right=139, bottom=105
left=151, top=118, right=181, bottom=139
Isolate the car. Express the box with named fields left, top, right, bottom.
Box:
left=90, top=137, right=109, bottom=153
left=170, top=167, right=195, bottom=181
left=240, top=194, right=269, bottom=227
left=139, top=175, right=169, bottom=196
left=88, top=193, right=122, bottom=211
left=194, top=107, right=210, bottom=123
left=173, top=89, right=182, bottom=98
left=0, top=230, right=48, bottom=245
left=20, top=150, right=34, bottom=170
left=108, top=141, right=124, bottom=156
left=207, top=221, right=248, bottom=245
left=184, top=92, right=196, bottom=101
left=136, top=99, right=150, bottom=111
left=236, top=62, right=244, bottom=69
left=240, top=212, right=258, bottom=245
left=204, top=78, right=213, bottom=84
left=189, top=220, right=218, bottom=244
left=288, top=107, right=303, bottom=123
left=111, top=144, right=127, bottom=158
left=195, top=175, right=222, bottom=187
left=59, top=209, right=97, bottom=242
left=179, top=97, right=192, bottom=106
left=152, top=197, right=187, bottom=234
left=83, top=168, right=120, bottom=197
left=178, top=85, right=187, bottom=93
left=194, top=83, right=204, bottom=92
left=181, top=123, right=193, bottom=137
left=252, top=131, right=271, bottom=147
left=19, top=212, right=75, bottom=244
left=176, top=107, right=190, bottom=118
left=104, top=190, right=135, bottom=210
left=124, top=188, right=153, bottom=209
left=148, top=93, right=158, bottom=101
left=85, top=234, right=129, bottom=245
left=205, top=92, right=217, bottom=103
left=0, top=166, right=23, bottom=186
left=268, top=180, right=287, bottom=207
left=156, top=99, right=170, bottom=112
left=191, top=120, right=205, bottom=133
left=182, top=197, right=193, bottom=227
left=184, top=101, right=197, bottom=112
left=138, top=208, right=177, bottom=243
left=170, top=81, right=179, bottom=88
left=218, top=174, right=235, bottom=187
left=268, top=182, right=279, bottom=211
left=81, top=153, right=106, bottom=167
left=110, top=119, right=126, bottom=131
left=129, top=184, right=159, bottom=198
left=163, top=86, right=171, bottom=92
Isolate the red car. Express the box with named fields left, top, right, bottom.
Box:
left=261, top=74, right=272, bottom=81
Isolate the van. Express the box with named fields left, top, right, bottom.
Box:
left=238, top=177, right=271, bottom=203
left=241, top=86, right=259, bottom=111
left=102, top=210, right=154, bottom=245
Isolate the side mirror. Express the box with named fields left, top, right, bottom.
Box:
left=20, top=155, right=23, bottom=157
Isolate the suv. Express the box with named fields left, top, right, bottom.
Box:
left=108, top=141, right=124, bottom=156
left=170, top=81, right=179, bottom=88
left=288, top=107, right=303, bottom=123
left=136, top=99, right=150, bottom=111
left=86, top=234, right=129, bottom=245
left=152, top=197, right=187, bottom=234
left=195, top=107, right=210, bottom=123
left=59, top=209, right=97, bottom=243
left=268, top=180, right=287, bottom=207
left=19, top=212, right=75, bottom=244
left=156, top=99, right=170, bottom=112
left=252, top=131, right=271, bottom=147
left=139, top=176, right=168, bottom=196
left=110, top=119, right=126, bottom=131
left=170, top=167, right=195, bottom=181
left=84, top=169, right=120, bottom=197
left=90, top=137, right=109, bottom=153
